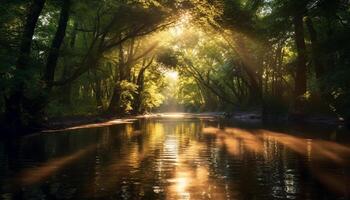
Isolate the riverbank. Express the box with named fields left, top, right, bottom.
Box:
left=45, top=111, right=345, bottom=132
left=0, top=111, right=346, bottom=138
left=44, top=112, right=222, bottom=132
left=229, top=111, right=345, bottom=126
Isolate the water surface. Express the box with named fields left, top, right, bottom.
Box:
left=1, top=115, right=350, bottom=199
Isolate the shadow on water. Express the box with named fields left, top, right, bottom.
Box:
left=203, top=127, right=350, bottom=196
left=0, top=115, right=349, bottom=199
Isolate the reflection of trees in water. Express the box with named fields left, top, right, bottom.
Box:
left=1, top=127, right=107, bottom=198
left=1, top=120, right=350, bottom=199
left=203, top=126, right=350, bottom=197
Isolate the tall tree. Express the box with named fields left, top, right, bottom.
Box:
left=305, top=16, right=324, bottom=81
left=293, top=11, right=307, bottom=109
left=4, top=0, right=46, bottom=131
left=43, top=0, right=71, bottom=91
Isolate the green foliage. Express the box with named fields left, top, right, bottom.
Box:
left=142, top=83, right=165, bottom=111
left=1, top=0, right=350, bottom=129
left=325, top=66, right=350, bottom=120
left=119, top=80, right=138, bottom=112
left=157, top=48, right=179, bottom=68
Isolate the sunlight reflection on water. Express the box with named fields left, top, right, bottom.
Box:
left=0, top=116, right=349, bottom=199
left=203, top=126, right=350, bottom=197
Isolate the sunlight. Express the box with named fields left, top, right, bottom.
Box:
left=165, top=70, right=179, bottom=81
left=169, top=13, right=191, bottom=37
left=160, top=113, right=185, bottom=118
left=18, top=145, right=96, bottom=185
left=3, top=0, right=350, bottom=198
left=175, top=176, right=190, bottom=196
left=169, top=26, right=184, bottom=37
left=43, top=119, right=136, bottom=132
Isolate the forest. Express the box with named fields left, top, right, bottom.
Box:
left=0, top=0, right=350, bottom=133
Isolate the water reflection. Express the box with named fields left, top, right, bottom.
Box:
left=43, top=118, right=136, bottom=132
left=18, top=144, right=96, bottom=186
left=166, top=140, right=229, bottom=200
left=203, top=126, right=350, bottom=197
left=204, top=127, right=350, bottom=163
left=0, top=118, right=349, bottom=199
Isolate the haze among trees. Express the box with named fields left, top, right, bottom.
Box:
left=0, top=0, right=349, bottom=133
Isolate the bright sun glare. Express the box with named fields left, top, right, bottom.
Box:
left=166, top=71, right=179, bottom=81
left=169, top=13, right=191, bottom=37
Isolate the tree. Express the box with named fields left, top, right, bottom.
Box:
left=43, top=0, right=71, bottom=91
left=4, top=0, right=46, bottom=131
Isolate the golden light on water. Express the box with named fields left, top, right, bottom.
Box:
left=42, top=119, right=136, bottom=132
left=160, top=113, right=185, bottom=118
left=202, top=126, right=350, bottom=196
left=17, top=145, right=96, bottom=185
left=8, top=117, right=350, bottom=199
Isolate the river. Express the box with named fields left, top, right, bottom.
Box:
left=1, top=114, right=349, bottom=199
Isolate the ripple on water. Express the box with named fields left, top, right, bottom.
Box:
left=1, top=119, right=350, bottom=200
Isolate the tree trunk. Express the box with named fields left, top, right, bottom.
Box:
left=108, top=44, right=125, bottom=114
left=132, top=58, right=153, bottom=114
left=276, top=47, right=284, bottom=97
left=293, top=13, right=308, bottom=114
left=44, top=0, right=71, bottom=90
left=59, top=63, right=73, bottom=105
left=293, top=14, right=307, bottom=97
left=4, top=0, right=46, bottom=131
left=16, top=0, right=46, bottom=71
left=94, top=70, right=103, bottom=110
left=108, top=85, right=122, bottom=114
left=305, top=16, right=324, bottom=81
left=133, top=66, right=147, bottom=114
left=59, top=22, right=77, bottom=106
left=133, top=71, right=145, bottom=114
